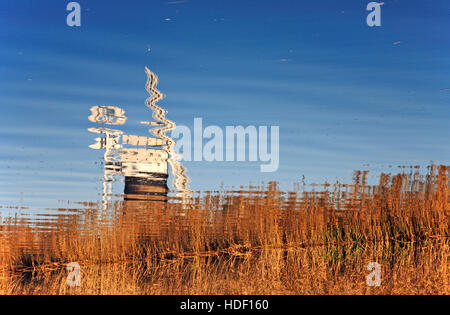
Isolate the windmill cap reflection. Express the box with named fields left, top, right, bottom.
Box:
left=89, top=105, right=127, bottom=125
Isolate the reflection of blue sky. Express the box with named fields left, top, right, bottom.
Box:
left=0, top=1, right=449, bottom=207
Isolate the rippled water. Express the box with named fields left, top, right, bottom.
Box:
left=1, top=67, right=186, bottom=246
left=1, top=67, right=448, bottom=294
left=2, top=0, right=450, bottom=296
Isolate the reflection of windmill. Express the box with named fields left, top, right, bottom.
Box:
left=88, top=106, right=126, bottom=210
left=88, top=67, right=191, bottom=208
left=121, top=135, right=169, bottom=202
left=88, top=106, right=170, bottom=204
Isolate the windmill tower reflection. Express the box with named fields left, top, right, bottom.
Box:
left=88, top=67, right=191, bottom=209
left=121, top=135, right=168, bottom=202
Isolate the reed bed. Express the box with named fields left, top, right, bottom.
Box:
left=1, top=242, right=447, bottom=295
left=0, top=165, right=448, bottom=294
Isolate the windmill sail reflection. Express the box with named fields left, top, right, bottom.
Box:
left=143, top=67, right=192, bottom=201
left=88, top=67, right=191, bottom=208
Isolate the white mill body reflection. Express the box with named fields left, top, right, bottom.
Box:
left=88, top=67, right=192, bottom=210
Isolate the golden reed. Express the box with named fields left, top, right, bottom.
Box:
left=0, top=165, right=448, bottom=294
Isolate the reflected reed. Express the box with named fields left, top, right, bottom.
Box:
left=0, top=165, right=448, bottom=294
